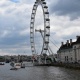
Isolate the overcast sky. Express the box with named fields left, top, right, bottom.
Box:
left=0, top=0, right=80, bottom=55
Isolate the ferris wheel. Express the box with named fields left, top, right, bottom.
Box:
left=30, top=0, right=50, bottom=56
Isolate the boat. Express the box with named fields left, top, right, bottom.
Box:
left=14, top=63, right=21, bottom=69
left=10, top=61, right=14, bottom=67
left=21, top=63, right=25, bottom=68
left=10, top=62, right=21, bottom=69
left=10, top=67, right=18, bottom=70
left=0, top=62, right=5, bottom=65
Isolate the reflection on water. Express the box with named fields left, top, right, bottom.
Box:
left=0, top=63, right=80, bottom=80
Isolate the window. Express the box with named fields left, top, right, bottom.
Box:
left=74, top=46, right=76, bottom=49
left=67, top=56, right=68, bottom=61
left=65, top=56, right=66, bottom=61
left=71, top=57, right=72, bottom=61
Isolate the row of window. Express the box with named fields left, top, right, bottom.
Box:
left=65, top=56, right=72, bottom=61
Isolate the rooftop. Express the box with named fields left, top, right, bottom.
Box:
left=58, top=36, right=80, bottom=51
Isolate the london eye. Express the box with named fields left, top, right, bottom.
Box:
left=30, top=0, right=50, bottom=63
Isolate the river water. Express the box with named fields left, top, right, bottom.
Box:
left=0, top=63, right=80, bottom=80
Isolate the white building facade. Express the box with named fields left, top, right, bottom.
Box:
left=57, top=36, right=80, bottom=63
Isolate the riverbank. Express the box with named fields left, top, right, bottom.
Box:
left=34, top=62, right=80, bottom=70
left=53, top=63, right=80, bottom=69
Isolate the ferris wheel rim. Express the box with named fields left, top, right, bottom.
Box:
left=30, top=0, right=50, bottom=55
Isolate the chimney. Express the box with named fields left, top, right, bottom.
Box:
left=67, top=40, right=69, bottom=46
left=70, top=39, right=72, bottom=45
left=76, top=36, right=80, bottom=40
left=61, top=42, right=64, bottom=46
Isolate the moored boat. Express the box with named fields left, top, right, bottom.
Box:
left=10, top=61, right=21, bottom=69
left=21, top=63, right=25, bottom=68
left=14, top=63, right=21, bottom=69
left=0, top=62, right=5, bottom=65
left=10, top=67, right=18, bottom=70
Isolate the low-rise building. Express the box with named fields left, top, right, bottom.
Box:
left=57, top=36, right=80, bottom=63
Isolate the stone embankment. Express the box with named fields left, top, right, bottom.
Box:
left=35, top=62, right=80, bottom=69
left=52, top=63, right=80, bottom=69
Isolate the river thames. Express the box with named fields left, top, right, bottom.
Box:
left=0, top=63, right=80, bottom=80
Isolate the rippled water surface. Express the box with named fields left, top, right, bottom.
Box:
left=0, top=63, right=80, bottom=80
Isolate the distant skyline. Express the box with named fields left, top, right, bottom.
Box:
left=0, top=0, right=80, bottom=55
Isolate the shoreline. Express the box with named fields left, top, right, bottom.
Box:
left=34, top=62, right=80, bottom=70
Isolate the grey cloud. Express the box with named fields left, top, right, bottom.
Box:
left=0, top=0, right=33, bottom=55
left=0, top=11, right=30, bottom=46
left=50, top=0, right=80, bottom=20
left=0, top=34, right=28, bottom=45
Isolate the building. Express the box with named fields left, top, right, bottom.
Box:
left=5, top=55, right=11, bottom=63
left=0, top=56, right=5, bottom=62
left=57, top=36, right=80, bottom=63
